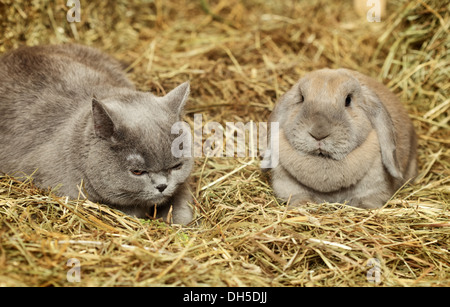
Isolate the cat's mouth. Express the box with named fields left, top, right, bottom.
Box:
left=115, top=190, right=170, bottom=206
left=148, top=194, right=169, bottom=204
left=132, top=193, right=169, bottom=206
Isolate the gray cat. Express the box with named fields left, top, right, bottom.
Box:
left=0, top=44, right=194, bottom=225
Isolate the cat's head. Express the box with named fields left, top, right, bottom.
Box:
left=83, top=82, right=193, bottom=207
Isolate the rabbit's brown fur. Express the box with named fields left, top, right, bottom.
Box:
left=267, top=68, right=417, bottom=208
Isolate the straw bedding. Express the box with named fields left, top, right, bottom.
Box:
left=0, top=0, right=449, bottom=286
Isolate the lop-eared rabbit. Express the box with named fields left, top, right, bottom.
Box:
left=266, top=68, right=417, bottom=209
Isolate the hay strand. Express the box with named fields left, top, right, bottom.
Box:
left=0, top=0, right=449, bottom=287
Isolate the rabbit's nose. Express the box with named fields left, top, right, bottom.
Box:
left=156, top=184, right=168, bottom=193
left=309, top=113, right=331, bottom=141
left=309, top=130, right=330, bottom=141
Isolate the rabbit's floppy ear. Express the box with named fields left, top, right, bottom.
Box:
left=275, top=81, right=303, bottom=117
left=360, top=84, right=403, bottom=179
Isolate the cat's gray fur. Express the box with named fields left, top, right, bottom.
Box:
left=0, top=44, right=193, bottom=224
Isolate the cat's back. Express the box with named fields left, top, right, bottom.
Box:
left=0, top=45, right=135, bottom=168
left=0, top=44, right=133, bottom=96
left=0, top=44, right=134, bottom=130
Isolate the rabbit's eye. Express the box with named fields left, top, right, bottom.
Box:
left=171, top=162, right=183, bottom=171
left=345, top=94, right=352, bottom=107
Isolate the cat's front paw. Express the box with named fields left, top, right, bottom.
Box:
left=158, top=185, right=194, bottom=225
left=171, top=201, right=193, bottom=225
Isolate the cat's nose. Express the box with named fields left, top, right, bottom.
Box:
left=156, top=184, right=167, bottom=193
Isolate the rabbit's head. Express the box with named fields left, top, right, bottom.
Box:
left=278, top=68, right=402, bottom=179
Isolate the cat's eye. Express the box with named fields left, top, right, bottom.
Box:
left=297, top=94, right=304, bottom=104
left=171, top=163, right=183, bottom=171
left=345, top=94, right=352, bottom=107
left=131, top=170, right=147, bottom=176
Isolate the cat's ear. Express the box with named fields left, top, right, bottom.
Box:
left=163, top=81, right=190, bottom=118
left=92, top=97, right=116, bottom=141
